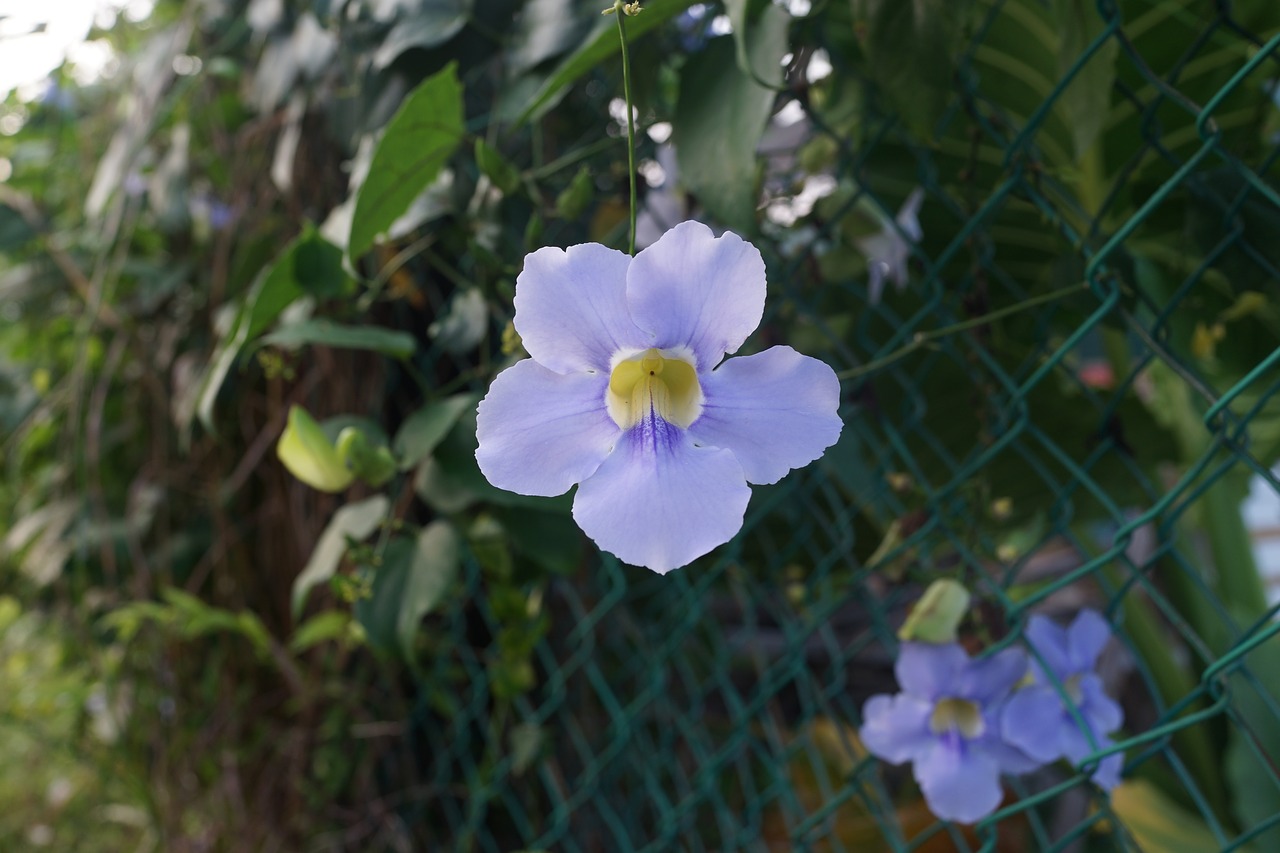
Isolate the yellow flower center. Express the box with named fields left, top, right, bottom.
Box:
left=606, top=348, right=703, bottom=429
left=929, top=698, right=986, bottom=739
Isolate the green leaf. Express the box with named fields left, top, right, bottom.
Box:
left=292, top=494, right=390, bottom=618
left=494, top=507, right=582, bottom=576
left=372, top=0, right=473, bottom=70
left=278, top=406, right=356, bottom=493
left=335, top=428, right=398, bottom=487
left=349, top=63, right=464, bottom=261
left=289, top=611, right=352, bottom=653
left=1224, top=628, right=1280, bottom=849
left=412, top=407, right=572, bottom=514
left=293, top=232, right=354, bottom=299
left=1053, top=0, right=1118, bottom=161
left=853, top=0, right=968, bottom=138
left=393, top=394, right=477, bottom=470
left=195, top=229, right=347, bottom=433
left=513, top=0, right=699, bottom=126
left=1111, top=779, right=1254, bottom=853
left=673, top=3, right=789, bottom=233
left=898, top=579, right=970, bottom=643
left=396, top=521, right=460, bottom=661
left=260, top=319, right=417, bottom=358
left=507, top=0, right=597, bottom=74
left=475, top=139, right=522, bottom=195
left=555, top=166, right=594, bottom=221
left=356, top=522, right=460, bottom=661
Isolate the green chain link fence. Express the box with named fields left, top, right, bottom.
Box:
left=353, top=1, right=1280, bottom=850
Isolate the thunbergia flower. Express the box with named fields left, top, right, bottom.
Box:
left=475, top=221, right=843, bottom=573
left=860, top=643, right=1040, bottom=824
left=1001, top=609, right=1125, bottom=789
left=856, top=187, right=923, bottom=305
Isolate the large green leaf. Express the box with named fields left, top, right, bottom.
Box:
left=673, top=6, right=789, bottom=233
left=291, top=495, right=391, bottom=618
left=852, top=0, right=970, bottom=138
left=372, top=0, right=474, bottom=70
left=1053, top=0, right=1118, bottom=162
left=196, top=230, right=345, bottom=433
left=393, top=394, right=477, bottom=470
left=1224, top=628, right=1280, bottom=850
left=349, top=63, right=464, bottom=261
left=356, top=522, right=460, bottom=661
left=1111, top=779, right=1253, bottom=853
left=512, top=0, right=699, bottom=126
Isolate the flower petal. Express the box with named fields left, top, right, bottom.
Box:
left=1067, top=608, right=1112, bottom=671
left=958, top=647, right=1027, bottom=705
left=513, top=242, right=648, bottom=374
left=913, top=740, right=1004, bottom=824
left=1080, top=674, right=1124, bottom=734
left=572, top=412, right=750, bottom=573
left=687, top=346, right=843, bottom=485
left=1024, top=613, right=1072, bottom=679
left=1060, top=721, right=1123, bottom=789
left=895, top=643, right=971, bottom=701
left=1000, top=685, right=1067, bottom=763
left=860, top=693, right=934, bottom=764
left=475, top=359, right=619, bottom=497
left=625, top=221, right=766, bottom=370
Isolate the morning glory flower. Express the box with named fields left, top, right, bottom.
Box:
left=856, top=187, right=923, bottom=305
left=1001, top=609, right=1125, bottom=789
left=860, top=643, right=1040, bottom=824
left=474, top=221, right=843, bottom=573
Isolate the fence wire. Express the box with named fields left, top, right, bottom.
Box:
left=373, top=2, right=1280, bottom=850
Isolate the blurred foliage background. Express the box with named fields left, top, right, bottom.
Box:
left=2, top=0, right=1280, bottom=849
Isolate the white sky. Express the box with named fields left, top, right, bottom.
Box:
left=0, top=0, right=154, bottom=99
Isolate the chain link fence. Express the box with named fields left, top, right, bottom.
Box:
left=368, top=2, right=1280, bottom=850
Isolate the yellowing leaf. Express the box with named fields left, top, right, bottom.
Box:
left=277, top=405, right=354, bottom=492
left=1110, top=779, right=1247, bottom=853
left=899, top=579, right=970, bottom=643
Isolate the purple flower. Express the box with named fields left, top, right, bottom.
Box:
left=856, top=188, right=923, bottom=305
left=860, top=643, right=1040, bottom=824
left=475, top=222, right=843, bottom=573
left=1001, top=609, right=1124, bottom=789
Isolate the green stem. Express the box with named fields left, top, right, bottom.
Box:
left=1201, top=470, right=1267, bottom=620
left=614, top=2, right=638, bottom=255
left=836, top=282, right=1089, bottom=380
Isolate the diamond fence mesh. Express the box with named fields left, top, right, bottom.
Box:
left=361, top=2, right=1280, bottom=850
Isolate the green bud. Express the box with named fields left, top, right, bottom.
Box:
left=475, top=139, right=522, bottom=195
left=277, top=406, right=355, bottom=493
left=898, top=579, right=971, bottom=644
left=336, top=427, right=398, bottom=488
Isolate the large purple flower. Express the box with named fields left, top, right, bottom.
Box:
left=1001, top=609, right=1124, bottom=789
left=860, top=643, right=1040, bottom=824
left=475, top=222, right=843, bottom=573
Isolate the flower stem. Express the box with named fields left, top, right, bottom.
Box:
left=613, top=1, right=639, bottom=255
left=836, top=282, right=1089, bottom=380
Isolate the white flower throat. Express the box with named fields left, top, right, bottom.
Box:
left=606, top=348, right=703, bottom=429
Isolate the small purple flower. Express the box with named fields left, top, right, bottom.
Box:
left=1001, top=609, right=1124, bottom=789
left=860, top=643, right=1040, bottom=824
left=475, top=221, right=843, bottom=573
left=856, top=187, right=923, bottom=305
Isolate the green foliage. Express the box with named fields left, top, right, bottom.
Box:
left=674, top=0, right=788, bottom=232
left=4, top=0, right=1280, bottom=848
left=348, top=63, right=464, bottom=260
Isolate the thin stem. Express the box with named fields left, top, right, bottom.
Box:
left=836, top=282, right=1089, bottom=380
left=614, top=2, right=639, bottom=255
